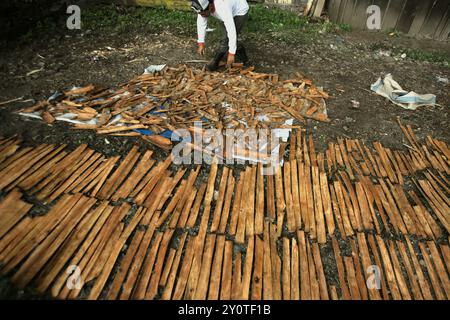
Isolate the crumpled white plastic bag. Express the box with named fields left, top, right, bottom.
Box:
left=371, top=73, right=436, bottom=110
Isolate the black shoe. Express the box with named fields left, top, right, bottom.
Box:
left=236, top=46, right=249, bottom=66
left=207, top=50, right=227, bottom=71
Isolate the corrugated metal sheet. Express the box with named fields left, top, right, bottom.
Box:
left=328, top=0, right=450, bottom=40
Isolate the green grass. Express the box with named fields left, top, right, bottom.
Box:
left=20, top=3, right=349, bottom=44
left=370, top=42, right=450, bottom=65
left=80, top=5, right=196, bottom=33
left=404, top=49, right=450, bottom=65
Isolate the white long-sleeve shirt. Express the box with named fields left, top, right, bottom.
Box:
left=197, top=0, right=249, bottom=54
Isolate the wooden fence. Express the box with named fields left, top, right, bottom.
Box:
left=327, top=0, right=450, bottom=40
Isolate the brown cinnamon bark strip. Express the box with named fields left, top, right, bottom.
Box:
left=171, top=234, right=196, bottom=300
left=106, top=229, right=145, bottom=299
left=88, top=207, right=145, bottom=300
left=282, top=237, right=291, bottom=300
left=97, top=146, right=140, bottom=199
left=63, top=205, right=129, bottom=299
left=312, top=166, right=326, bottom=243
left=207, top=235, right=225, bottom=300
left=65, top=155, right=106, bottom=193
left=85, top=156, right=120, bottom=196
left=339, top=172, right=363, bottom=231
left=0, top=190, right=32, bottom=239
left=278, top=166, right=289, bottom=234
left=387, top=240, right=411, bottom=299
left=228, top=174, right=243, bottom=235
left=1, top=194, right=80, bottom=273
left=236, top=167, right=250, bottom=243
left=344, top=256, right=361, bottom=300
left=386, top=181, right=419, bottom=235
left=307, top=241, right=320, bottom=299
left=9, top=145, right=67, bottom=191
left=373, top=142, right=397, bottom=184
left=405, top=239, right=433, bottom=300
left=349, top=239, right=368, bottom=300
left=289, top=132, right=296, bottom=161
left=112, top=150, right=154, bottom=200
left=333, top=180, right=354, bottom=237
left=320, top=171, right=335, bottom=236
left=439, top=244, right=450, bottom=275
left=37, top=201, right=111, bottom=294
left=245, top=166, right=257, bottom=237
left=156, top=179, right=187, bottom=227
left=12, top=195, right=96, bottom=288
left=34, top=146, right=91, bottom=198
left=356, top=233, right=381, bottom=300
left=359, top=177, right=382, bottom=234
left=270, top=224, right=282, bottom=300
left=48, top=152, right=103, bottom=202
left=119, top=213, right=159, bottom=300
left=185, top=183, right=207, bottom=229
left=374, top=235, right=402, bottom=300
left=297, top=230, right=311, bottom=300
left=17, top=148, right=68, bottom=191
left=418, top=241, right=446, bottom=300
left=396, top=240, right=424, bottom=300
left=0, top=147, right=34, bottom=172
left=145, top=229, right=178, bottom=300
left=159, top=232, right=188, bottom=299
left=218, top=172, right=235, bottom=234
left=338, top=138, right=354, bottom=180
left=304, top=162, right=316, bottom=239
left=298, top=162, right=310, bottom=232
left=146, top=168, right=186, bottom=210
left=219, top=240, right=233, bottom=300
left=290, top=160, right=302, bottom=230
left=184, top=169, right=215, bottom=299
left=240, top=235, right=254, bottom=300
left=262, top=221, right=273, bottom=300
left=174, top=186, right=197, bottom=229
left=284, top=161, right=295, bottom=233
left=366, top=234, right=390, bottom=300
left=251, top=234, right=264, bottom=300
left=231, top=252, right=242, bottom=300
left=210, top=167, right=229, bottom=233
left=329, top=185, right=345, bottom=236
left=130, top=155, right=172, bottom=200
left=355, top=181, right=374, bottom=231
left=331, top=237, right=351, bottom=300
left=192, top=234, right=217, bottom=300
left=132, top=232, right=164, bottom=299
left=312, top=242, right=329, bottom=300
left=266, top=170, right=276, bottom=221
left=290, top=238, right=300, bottom=300
left=296, top=129, right=302, bottom=161
left=377, top=180, right=407, bottom=234
left=0, top=145, right=56, bottom=190
left=426, top=241, right=450, bottom=298
left=309, top=135, right=317, bottom=168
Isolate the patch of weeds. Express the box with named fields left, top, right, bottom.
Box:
left=245, top=4, right=348, bottom=45
left=369, top=41, right=450, bottom=65
left=247, top=4, right=309, bottom=33
left=402, top=48, right=450, bottom=65
left=338, top=23, right=352, bottom=32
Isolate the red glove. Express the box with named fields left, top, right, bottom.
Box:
left=226, top=52, right=235, bottom=67
left=197, top=42, right=205, bottom=55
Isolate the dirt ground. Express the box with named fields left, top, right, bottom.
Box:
left=0, top=7, right=449, bottom=299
